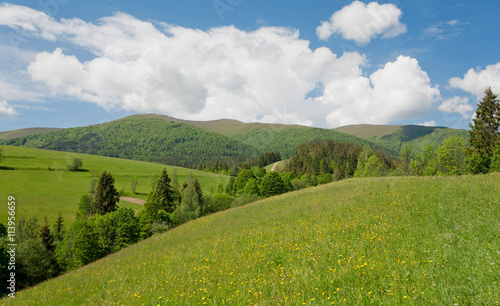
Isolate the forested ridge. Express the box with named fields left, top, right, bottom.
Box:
left=1, top=118, right=258, bottom=168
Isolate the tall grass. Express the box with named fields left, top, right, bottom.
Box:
left=4, top=174, right=499, bottom=305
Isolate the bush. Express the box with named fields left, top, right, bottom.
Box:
left=67, top=157, right=83, bottom=171
left=260, top=171, right=285, bottom=197
left=317, top=173, right=333, bottom=185
left=490, top=146, right=500, bottom=172
left=291, top=179, right=307, bottom=190
left=465, top=152, right=490, bottom=174
left=231, top=195, right=260, bottom=208
left=204, top=194, right=234, bottom=214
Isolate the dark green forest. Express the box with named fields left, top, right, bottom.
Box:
left=1, top=118, right=258, bottom=168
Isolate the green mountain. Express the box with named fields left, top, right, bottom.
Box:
left=1, top=117, right=258, bottom=168
left=334, top=124, right=470, bottom=154
left=131, top=114, right=390, bottom=158
left=0, top=127, right=61, bottom=140
left=6, top=174, right=499, bottom=305
left=1, top=115, right=470, bottom=164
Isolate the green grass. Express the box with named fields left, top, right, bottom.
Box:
left=5, top=174, right=499, bottom=305
left=0, top=145, right=229, bottom=226
left=264, top=159, right=289, bottom=172
left=334, top=124, right=405, bottom=139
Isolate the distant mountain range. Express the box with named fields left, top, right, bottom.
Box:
left=0, top=114, right=469, bottom=167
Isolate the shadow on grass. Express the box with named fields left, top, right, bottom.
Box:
left=0, top=166, right=16, bottom=170
left=68, top=168, right=90, bottom=172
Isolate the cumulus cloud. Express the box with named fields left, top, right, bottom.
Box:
left=0, top=3, right=438, bottom=128
left=316, top=1, right=406, bottom=43
left=418, top=120, right=436, bottom=127
left=438, top=96, right=473, bottom=118
left=449, top=63, right=500, bottom=97
left=0, top=100, right=17, bottom=119
left=318, top=55, right=441, bottom=127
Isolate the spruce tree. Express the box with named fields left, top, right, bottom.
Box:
left=39, top=217, right=55, bottom=252
left=469, top=87, right=500, bottom=159
left=91, top=171, right=120, bottom=215
left=156, top=168, right=175, bottom=213
left=53, top=212, right=65, bottom=242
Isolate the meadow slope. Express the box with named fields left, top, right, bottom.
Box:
left=0, top=145, right=229, bottom=226
left=5, top=174, right=499, bottom=305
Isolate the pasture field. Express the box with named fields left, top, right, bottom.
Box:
left=4, top=174, right=499, bottom=305
left=0, top=145, right=230, bottom=226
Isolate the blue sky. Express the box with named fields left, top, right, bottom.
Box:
left=0, top=0, right=499, bottom=131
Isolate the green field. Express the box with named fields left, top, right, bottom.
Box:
left=0, top=145, right=230, bottom=226
left=5, top=174, right=499, bottom=305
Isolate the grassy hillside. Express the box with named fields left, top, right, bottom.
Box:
left=7, top=174, right=499, bottom=305
left=0, top=128, right=61, bottom=140
left=335, top=124, right=470, bottom=154
left=140, top=114, right=389, bottom=157
left=0, top=145, right=229, bottom=226
left=230, top=127, right=390, bottom=158
left=1, top=117, right=258, bottom=168
left=132, top=114, right=309, bottom=135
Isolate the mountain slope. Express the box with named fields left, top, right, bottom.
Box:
left=335, top=124, right=470, bottom=153
left=1, top=117, right=258, bottom=168
left=135, top=114, right=389, bottom=158
left=6, top=174, right=499, bottom=305
left=131, top=114, right=309, bottom=135
left=0, top=127, right=61, bottom=140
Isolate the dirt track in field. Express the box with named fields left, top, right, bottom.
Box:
left=120, top=197, right=145, bottom=205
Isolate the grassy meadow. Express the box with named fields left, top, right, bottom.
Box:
left=0, top=145, right=230, bottom=226
left=4, top=173, right=499, bottom=305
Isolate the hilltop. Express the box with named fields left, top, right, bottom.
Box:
left=6, top=174, right=499, bottom=305
left=0, top=128, right=61, bottom=140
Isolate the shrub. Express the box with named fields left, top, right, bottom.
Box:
left=204, top=194, right=234, bottom=214
left=67, top=157, right=83, bottom=171
left=490, top=146, right=500, bottom=172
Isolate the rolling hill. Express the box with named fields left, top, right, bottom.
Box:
left=0, top=117, right=258, bottom=168
left=1, top=115, right=470, bottom=163
left=5, top=174, right=499, bottom=305
left=0, top=145, right=229, bottom=226
left=124, top=114, right=393, bottom=158
left=0, top=127, right=61, bottom=140
left=334, top=124, right=470, bottom=153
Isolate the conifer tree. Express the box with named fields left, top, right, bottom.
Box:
left=91, top=171, right=120, bottom=215
left=469, top=87, right=500, bottom=159
left=39, top=217, right=55, bottom=253
left=52, top=212, right=65, bottom=242
left=145, top=168, right=177, bottom=214
left=156, top=168, right=175, bottom=213
left=178, top=174, right=203, bottom=221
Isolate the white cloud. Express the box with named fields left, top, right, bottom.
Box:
left=0, top=100, right=17, bottom=119
left=449, top=63, right=500, bottom=97
left=316, top=1, right=406, bottom=43
left=418, top=120, right=436, bottom=127
left=0, top=4, right=439, bottom=128
left=438, top=96, right=473, bottom=118
left=319, top=55, right=441, bottom=127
